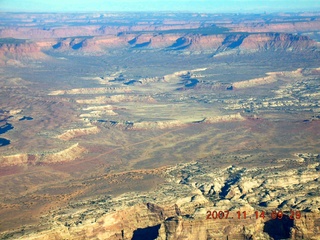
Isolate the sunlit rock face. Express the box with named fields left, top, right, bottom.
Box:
left=1, top=11, right=320, bottom=240
left=0, top=32, right=316, bottom=65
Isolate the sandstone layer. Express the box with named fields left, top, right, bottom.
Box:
left=1, top=12, right=320, bottom=240
left=10, top=154, right=320, bottom=240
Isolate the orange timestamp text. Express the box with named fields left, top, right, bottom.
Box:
left=206, top=210, right=302, bottom=220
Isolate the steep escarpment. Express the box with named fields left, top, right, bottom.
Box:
left=40, top=143, right=87, bottom=163
left=205, top=113, right=245, bottom=123
left=11, top=154, right=320, bottom=240
left=0, top=24, right=201, bottom=40
left=51, top=36, right=129, bottom=53
left=57, top=126, right=100, bottom=141
left=225, top=19, right=320, bottom=33
left=1, top=12, right=319, bottom=64
left=240, top=33, right=317, bottom=52
left=0, top=32, right=317, bottom=65
left=1, top=12, right=320, bottom=240
left=0, top=41, right=49, bottom=66
left=0, top=143, right=87, bottom=166
left=49, top=32, right=317, bottom=53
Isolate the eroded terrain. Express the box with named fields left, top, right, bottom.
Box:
left=0, top=12, right=320, bottom=239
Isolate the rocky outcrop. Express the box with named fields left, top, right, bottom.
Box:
left=80, top=105, right=119, bottom=117
left=225, top=19, right=320, bottom=33
left=1, top=12, right=319, bottom=65
left=224, top=67, right=320, bottom=113
left=1, top=12, right=320, bottom=240
left=205, top=113, right=246, bottom=123
left=1, top=33, right=317, bottom=65
left=12, top=155, right=320, bottom=239
left=52, top=36, right=130, bottom=52
left=92, top=112, right=246, bottom=131
left=39, top=143, right=87, bottom=163
left=0, top=41, right=49, bottom=66
left=75, top=95, right=155, bottom=105
left=240, top=33, right=317, bottom=52
left=47, top=32, right=317, bottom=54
left=0, top=153, right=29, bottom=167
left=57, top=126, right=100, bottom=141
left=0, top=23, right=200, bottom=39
left=48, top=87, right=131, bottom=96
left=0, top=144, right=87, bottom=166
left=132, top=120, right=187, bottom=130
left=233, top=73, right=277, bottom=89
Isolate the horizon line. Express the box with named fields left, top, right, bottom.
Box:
left=1, top=10, right=320, bottom=14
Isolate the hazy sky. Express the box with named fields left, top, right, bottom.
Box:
left=1, top=0, right=319, bottom=13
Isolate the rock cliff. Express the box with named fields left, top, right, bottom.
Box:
left=0, top=41, right=49, bottom=66
left=10, top=155, right=320, bottom=240
left=0, top=32, right=318, bottom=65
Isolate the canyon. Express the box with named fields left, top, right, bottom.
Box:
left=0, top=11, right=320, bottom=239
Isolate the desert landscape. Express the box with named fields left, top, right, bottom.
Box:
left=0, top=11, right=320, bottom=239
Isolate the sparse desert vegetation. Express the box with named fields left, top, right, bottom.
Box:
left=0, top=11, right=320, bottom=239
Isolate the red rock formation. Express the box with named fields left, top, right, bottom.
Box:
left=1, top=13, right=319, bottom=65
left=240, top=33, right=317, bottom=52
left=224, top=20, right=320, bottom=33
left=49, top=32, right=317, bottom=54
left=0, top=24, right=201, bottom=39
left=0, top=41, right=49, bottom=66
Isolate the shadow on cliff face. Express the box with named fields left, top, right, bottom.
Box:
left=263, top=215, right=294, bottom=240
left=0, top=138, right=10, bottom=146
left=132, top=224, right=161, bottom=240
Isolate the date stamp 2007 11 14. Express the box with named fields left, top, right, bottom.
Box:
left=206, top=210, right=302, bottom=220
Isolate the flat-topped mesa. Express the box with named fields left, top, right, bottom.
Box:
left=205, top=113, right=246, bottom=123
left=39, top=143, right=87, bottom=164
left=57, top=126, right=100, bottom=141
left=239, top=33, right=318, bottom=52
left=0, top=25, right=100, bottom=39
left=120, top=33, right=314, bottom=52
left=121, top=114, right=245, bottom=130
left=224, top=19, right=320, bottom=33
left=233, top=74, right=277, bottom=89
left=52, top=36, right=130, bottom=52
left=0, top=143, right=87, bottom=167
left=75, top=95, right=156, bottom=105
left=0, top=32, right=317, bottom=65
left=48, top=32, right=317, bottom=53
left=0, top=41, right=49, bottom=66
left=131, top=120, right=187, bottom=130
left=48, top=87, right=131, bottom=96
left=127, top=34, right=181, bottom=49
left=0, top=22, right=201, bottom=39
left=232, top=68, right=306, bottom=89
